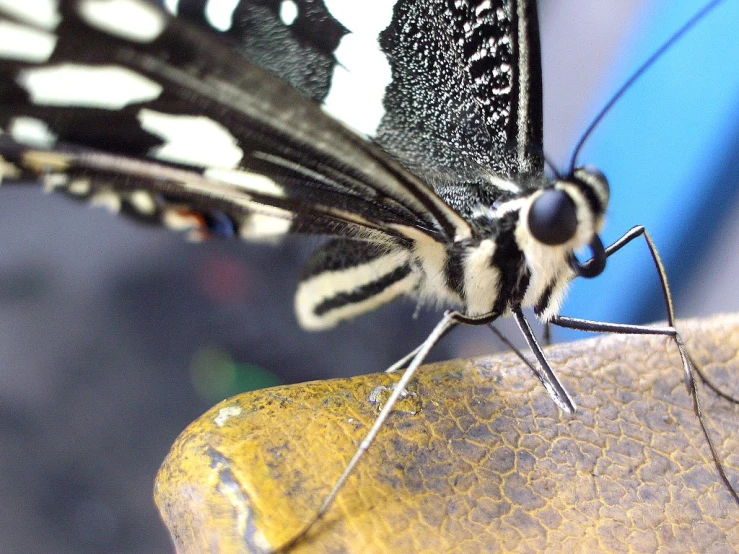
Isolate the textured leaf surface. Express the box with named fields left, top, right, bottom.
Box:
left=155, top=314, right=739, bottom=553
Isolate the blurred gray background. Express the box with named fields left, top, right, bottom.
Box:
left=1, top=1, right=738, bottom=552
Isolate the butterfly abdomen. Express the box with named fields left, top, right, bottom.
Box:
left=295, top=238, right=418, bottom=330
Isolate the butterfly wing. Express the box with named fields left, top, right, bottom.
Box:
left=374, top=0, right=544, bottom=186
left=0, top=1, right=470, bottom=240
left=0, top=0, right=542, bottom=329
left=179, top=0, right=545, bottom=210
left=0, top=0, right=478, bottom=328
left=161, top=0, right=543, bottom=177
left=173, top=0, right=347, bottom=104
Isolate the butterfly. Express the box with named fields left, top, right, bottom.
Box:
left=0, top=0, right=736, bottom=550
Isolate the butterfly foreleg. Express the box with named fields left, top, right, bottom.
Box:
left=453, top=309, right=577, bottom=413
left=550, top=224, right=739, bottom=507
left=570, top=224, right=738, bottom=400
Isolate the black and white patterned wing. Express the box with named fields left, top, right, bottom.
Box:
left=172, top=0, right=347, bottom=103
left=174, top=0, right=544, bottom=205
left=374, top=0, right=544, bottom=188
left=0, top=0, right=541, bottom=329
left=0, top=0, right=480, bottom=329
left=0, top=0, right=471, bottom=245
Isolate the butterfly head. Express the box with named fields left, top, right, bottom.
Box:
left=523, top=166, right=610, bottom=279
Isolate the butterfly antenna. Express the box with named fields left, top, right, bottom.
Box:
left=543, top=154, right=562, bottom=180
left=569, top=0, right=727, bottom=171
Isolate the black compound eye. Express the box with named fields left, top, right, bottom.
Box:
left=528, top=189, right=578, bottom=245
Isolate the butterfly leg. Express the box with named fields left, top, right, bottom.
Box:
left=453, top=309, right=577, bottom=414
left=551, top=224, right=739, bottom=506
left=486, top=323, right=548, bottom=375
left=384, top=346, right=422, bottom=374
left=549, top=314, right=739, bottom=506
left=276, top=311, right=459, bottom=552
left=512, top=308, right=577, bottom=413
left=487, top=324, right=529, bottom=360
left=385, top=320, right=461, bottom=374
left=581, top=225, right=739, bottom=401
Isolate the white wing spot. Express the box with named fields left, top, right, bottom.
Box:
left=90, top=190, right=122, bottom=213
left=0, top=21, right=57, bottom=62
left=18, top=64, right=163, bottom=109
left=204, top=168, right=284, bottom=198
left=138, top=109, right=244, bottom=168
left=79, top=0, right=167, bottom=42
left=0, top=158, right=22, bottom=182
left=241, top=211, right=292, bottom=241
left=322, top=0, right=395, bottom=136
left=162, top=209, right=200, bottom=232
left=9, top=117, right=57, bottom=147
left=279, top=0, right=298, bottom=25
left=204, top=0, right=240, bottom=32
left=66, top=179, right=92, bottom=196
left=128, top=190, right=157, bottom=215
left=42, top=173, right=69, bottom=191
left=0, top=0, right=60, bottom=30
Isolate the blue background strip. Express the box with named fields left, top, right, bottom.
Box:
left=560, top=0, right=739, bottom=337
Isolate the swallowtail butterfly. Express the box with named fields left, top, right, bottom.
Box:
left=0, top=0, right=736, bottom=549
